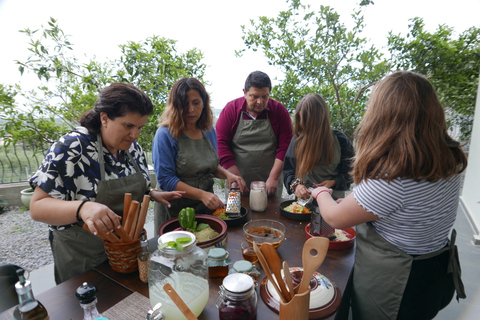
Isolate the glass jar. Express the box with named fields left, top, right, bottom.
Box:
left=230, top=260, right=260, bottom=287
left=208, top=248, right=231, bottom=278
left=249, top=181, right=267, bottom=212
left=216, top=273, right=257, bottom=320
left=148, top=231, right=209, bottom=320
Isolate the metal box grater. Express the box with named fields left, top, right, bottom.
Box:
left=225, top=188, right=241, bottom=218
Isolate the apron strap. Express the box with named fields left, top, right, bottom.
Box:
left=412, top=229, right=466, bottom=301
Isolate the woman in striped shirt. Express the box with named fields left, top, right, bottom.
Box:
left=312, top=71, right=467, bottom=320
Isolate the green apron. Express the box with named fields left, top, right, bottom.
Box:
left=232, top=111, right=283, bottom=198
left=51, top=134, right=147, bottom=284
left=302, top=133, right=343, bottom=200
left=154, top=131, right=219, bottom=235
left=335, top=223, right=465, bottom=320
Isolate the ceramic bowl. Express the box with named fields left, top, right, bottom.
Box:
left=158, top=214, right=228, bottom=252
left=279, top=199, right=312, bottom=221
left=305, top=223, right=356, bottom=250
left=260, top=267, right=341, bottom=318
left=243, top=219, right=285, bottom=248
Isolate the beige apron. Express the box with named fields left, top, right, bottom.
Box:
left=154, top=132, right=219, bottom=235
left=302, top=133, right=343, bottom=199
left=232, top=111, right=283, bottom=198
left=51, top=134, right=147, bottom=284
left=335, top=223, right=465, bottom=320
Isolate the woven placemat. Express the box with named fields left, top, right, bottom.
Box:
left=102, top=291, right=151, bottom=319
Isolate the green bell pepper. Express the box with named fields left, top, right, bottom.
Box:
left=178, top=207, right=195, bottom=230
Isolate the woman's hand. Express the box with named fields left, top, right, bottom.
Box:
left=200, top=190, right=224, bottom=210
left=313, top=180, right=336, bottom=189
left=294, top=184, right=311, bottom=200
left=311, top=186, right=333, bottom=201
left=225, top=171, right=247, bottom=194
left=150, top=189, right=185, bottom=208
left=78, top=202, right=121, bottom=236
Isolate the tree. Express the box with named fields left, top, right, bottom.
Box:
left=0, top=17, right=207, bottom=152
left=236, top=0, right=391, bottom=139
left=387, top=17, right=480, bottom=142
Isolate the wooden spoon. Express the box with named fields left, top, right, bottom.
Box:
left=283, top=261, right=295, bottom=299
left=261, top=242, right=293, bottom=301
left=163, top=283, right=198, bottom=320
left=253, top=241, right=287, bottom=303
left=298, top=237, right=329, bottom=294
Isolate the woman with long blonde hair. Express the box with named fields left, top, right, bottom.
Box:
left=283, top=93, right=354, bottom=200
left=312, top=71, right=467, bottom=319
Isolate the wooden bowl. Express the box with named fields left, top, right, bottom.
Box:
left=158, top=214, right=228, bottom=252
left=305, top=223, right=356, bottom=250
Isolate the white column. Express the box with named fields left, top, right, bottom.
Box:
left=459, top=69, right=480, bottom=245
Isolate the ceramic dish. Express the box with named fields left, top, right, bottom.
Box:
left=305, top=223, right=356, bottom=250
left=158, top=214, right=227, bottom=253
left=260, top=267, right=341, bottom=319
left=208, top=206, right=249, bottom=228
left=279, top=199, right=312, bottom=221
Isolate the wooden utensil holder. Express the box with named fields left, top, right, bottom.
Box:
left=279, top=289, right=310, bottom=320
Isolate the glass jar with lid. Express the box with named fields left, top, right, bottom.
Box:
left=249, top=181, right=267, bottom=212
left=230, top=260, right=260, bottom=286
left=216, top=273, right=257, bottom=320
left=148, top=231, right=208, bottom=320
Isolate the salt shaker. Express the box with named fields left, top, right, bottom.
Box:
left=249, top=181, right=267, bottom=212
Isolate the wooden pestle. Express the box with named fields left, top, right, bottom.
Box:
left=133, top=195, right=151, bottom=240
left=123, top=200, right=140, bottom=237
left=122, top=193, right=132, bottom=227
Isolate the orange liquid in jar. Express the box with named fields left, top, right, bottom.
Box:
left=242, top=247, right=259, bottom=263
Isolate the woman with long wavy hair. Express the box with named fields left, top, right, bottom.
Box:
left=312, top=71, right=467, bottom=319
left=152, top=78, right=246, bottom=234
left=283, top=93, right=354, bottom=201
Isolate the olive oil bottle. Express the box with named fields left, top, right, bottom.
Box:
left=13, top=268, right=49, bottom=320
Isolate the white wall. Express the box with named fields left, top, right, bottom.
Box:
left=459, top=70, right=480, bottom=245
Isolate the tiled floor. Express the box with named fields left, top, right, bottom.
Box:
left=29, top=208, right=479, bottom=319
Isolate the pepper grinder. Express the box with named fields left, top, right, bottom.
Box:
left=76, top=282, right=108, bottom=320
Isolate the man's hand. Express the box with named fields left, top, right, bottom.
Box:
left=265, top=177, right=278, bottom=196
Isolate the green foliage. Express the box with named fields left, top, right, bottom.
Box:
left=387, top=17, right=480, bottom=141
left=236, top=0, right=390, bottom=139
left=0, top=17, right=207, bottom=152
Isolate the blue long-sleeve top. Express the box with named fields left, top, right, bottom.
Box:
left=152, top=126, right=218, bottom=191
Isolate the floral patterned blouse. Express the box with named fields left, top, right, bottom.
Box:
left=29, top=126, right=151, bottom=201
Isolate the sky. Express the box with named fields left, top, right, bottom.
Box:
left=0, top=0, right=479, bottom=109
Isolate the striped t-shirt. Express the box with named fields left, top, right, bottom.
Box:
left=353, top=175, right=462, bottom=255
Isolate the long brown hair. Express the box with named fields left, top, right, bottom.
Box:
left=294, top=93, right=334, bottom=178
left=159, top=78, right=213, bottom=139
left=353, top=71, right=467, bottom=183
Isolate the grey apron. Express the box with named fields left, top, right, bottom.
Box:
left=335, top=222, right=465, bottom=320
left=51, top=134, right=147, bottom=284
left=154, top=131, right=219, bottom=235
left=303, top=133, right=343, bottom=199
left=232, top=111, right=283, bottom=198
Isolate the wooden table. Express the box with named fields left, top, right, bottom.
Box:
left=1, top=197, right=354, bottom=320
